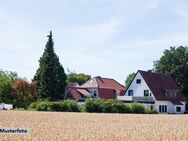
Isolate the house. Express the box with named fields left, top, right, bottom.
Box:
left=66, top=76, right=126, bottom=102
left=117, top=70, right=187, bottom=114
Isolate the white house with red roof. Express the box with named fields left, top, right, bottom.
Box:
left=117, top=70, right=187, bottom=114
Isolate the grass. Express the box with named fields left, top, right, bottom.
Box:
left=0, top=111, right=188, bottom=141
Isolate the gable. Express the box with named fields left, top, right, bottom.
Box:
left=125, top=72, right=156, bottom=99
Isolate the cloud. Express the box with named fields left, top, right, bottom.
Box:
left=66, top=17, right=121, bottom=44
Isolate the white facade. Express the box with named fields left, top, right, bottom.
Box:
left=118, top=72, right=186, bottom=114
left=125, top=72, right=155, bottom=99
left=87, top=88, right=98, bottom=98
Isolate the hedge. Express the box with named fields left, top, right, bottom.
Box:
left=29, top=98, right=158, bottom=114
left=29, top=100, right=80, bottom=112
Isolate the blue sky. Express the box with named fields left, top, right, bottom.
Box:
left=0, top=0, right=188, bottom=84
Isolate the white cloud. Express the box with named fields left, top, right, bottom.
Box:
left=66, top=17, right=120, bottom=43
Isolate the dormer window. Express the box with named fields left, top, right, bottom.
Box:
left=136, top=79, right=141, bottom=84
left=165, top=90, right=176, bottom=97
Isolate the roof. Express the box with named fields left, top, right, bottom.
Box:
left=138, top=70, right=186, bottom=103
left=76, top=89, right=92, bottom=96
left=81, top=76, right=126, bottom=90
left=66, top=88, right=92, bottom=100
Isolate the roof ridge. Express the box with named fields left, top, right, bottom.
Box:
left=138, top=70, right=171, bottom=77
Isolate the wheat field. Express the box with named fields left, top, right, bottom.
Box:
left=0, top=111, right=187, bottom=141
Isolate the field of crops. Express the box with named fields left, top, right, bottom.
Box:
left=0, top=111, right=187, bottom=141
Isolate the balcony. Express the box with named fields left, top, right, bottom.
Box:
left=117, top=96, right=155, bottom=104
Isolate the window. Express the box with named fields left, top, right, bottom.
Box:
left=176, top=107, right=181, bottom=112
left=159, top=105, right=167, bottom=113
left=136, top=79, right=141, bottom=84
left=166, top=91, right=176, bottom=97
left=128, top=90, right=133, bottom=96
left=93, top=90, right=97, bottom=97
left=144, top=90, right=149, bottom=97
left=81, top=94, right=87, bottom=99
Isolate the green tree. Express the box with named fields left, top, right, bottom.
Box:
left=125, top=72, right=136, bottom=88
left=67, top=70, right=91, bottom=85
left=154, top=46, right=188, bottom=99
left=0, top=69, right=17, bottom=103
left=34, top=31, right=67, bottom=100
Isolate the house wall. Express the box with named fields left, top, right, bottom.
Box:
left=87, top=88, right=99, bottom=98
left=98, top=88, right=115, bottom=99
left=155, top=101, right=185, bottom=114
left=125, top=72, right=155, bottom=99
left=155, top=101, right=174, bottom=113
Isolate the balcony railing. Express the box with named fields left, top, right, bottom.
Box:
left=117, top=96, right=155, bottom=103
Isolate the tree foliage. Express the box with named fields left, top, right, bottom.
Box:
left=0, top=70, right=15, bottom=103
left=67, top=70, right=91, bottom=85
left=154, top=46, right=188, bottom=99
left=34, top=31, right=67, bottom=100
left=125, top=72, right=136, bottom=88
left=11, top=79, right=38, bottom=108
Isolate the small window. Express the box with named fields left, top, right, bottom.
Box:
left=176, top=107, right=181, bottom=112
left=128, top=90, right=133, bottom=96
left=144, top=90, right=149, bottom=97
left=166, top=91, right=176, bottom=97
left=159, top=105, right=162, bottom=113
left=93, top=91, right=97, bottom=97
left=136, top=79, right=141, bottom=84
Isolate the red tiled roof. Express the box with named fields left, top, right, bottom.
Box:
left=76, top=89, right=92, bottom=96
left=81, top=76, right=126, bottom=90
left=66, top=88, right=92, bottom=101
left=139, top=70, right=186, bottom=103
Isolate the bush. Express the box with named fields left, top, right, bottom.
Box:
left=146, top=109, right=158, bottom=114
left=28, top=101, right=41, bottom=110
left=36, top=102, right=51, bottom=111
left=83, top=98, right=104, bottom=113
left=33, top=100, right=80, bottom=112
left=103, top=99, right=131, bottom=113
left=130, top=102, right=146, bottom=114
left=64, top=100, right=80, bottom=112
left=50, top=102, right=67, bottom=112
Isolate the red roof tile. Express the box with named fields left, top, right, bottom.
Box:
left=81, top=76, right=126, bottom=90
left=76, top=89, right=92, bottom=96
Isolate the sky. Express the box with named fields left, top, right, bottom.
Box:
left=0, top=0, right=188, bottom=84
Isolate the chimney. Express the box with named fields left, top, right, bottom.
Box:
left=148, top=70, right=152, bottom=73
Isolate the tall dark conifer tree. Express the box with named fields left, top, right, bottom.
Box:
left=34, top=31, right=67, bottom=100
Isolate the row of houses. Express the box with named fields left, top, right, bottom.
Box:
left=66, top=70, right=187, bottom=114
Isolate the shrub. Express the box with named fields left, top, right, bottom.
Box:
left=36, top=102, right=51, bottom=111
left=64, top=100, right=80, bottom=112
left=33, top=100, right=80, bottom=112
left=83, top=98, right=104, bottom=113
left=130, top=102, right=146, bottom=114
left=103, top=99, right=131, bottom=113
left=50, top=102, right=67, bottom=112
left=28, top=101, right=41, bottom=110
left=146, top=109, right=158, bottom=114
